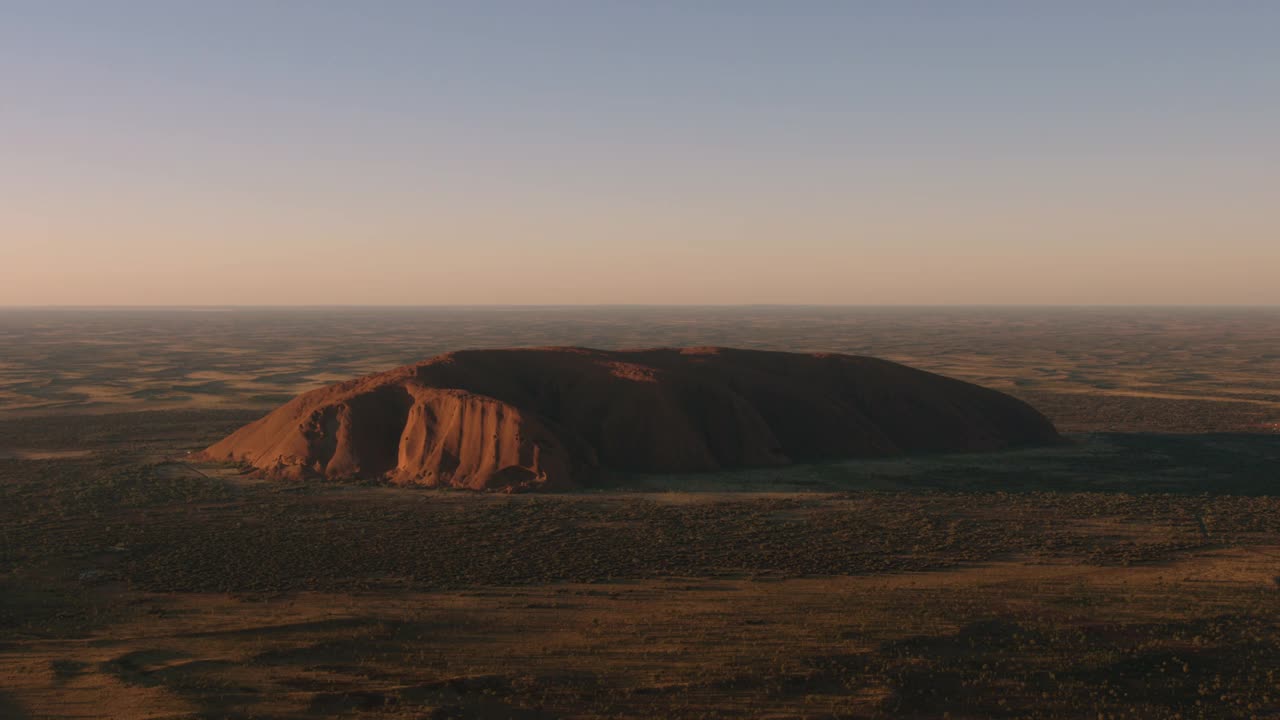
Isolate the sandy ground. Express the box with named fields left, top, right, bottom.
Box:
left=2, top=308, right=1279, bottom=717
left=4, top=544, right=1278, bottom=719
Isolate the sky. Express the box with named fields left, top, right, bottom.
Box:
left=2, top=1, right=1278, bottom=306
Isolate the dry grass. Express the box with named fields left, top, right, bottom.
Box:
left=2, top=307, right=1279, bottom=717
left=2, top=411, right=1279, bottom=718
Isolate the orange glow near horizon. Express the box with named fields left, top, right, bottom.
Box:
left=3, top=3, right=1278, bottom=305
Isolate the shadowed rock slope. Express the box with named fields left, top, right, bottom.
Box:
left=200, top=347, right=1059, bottom=490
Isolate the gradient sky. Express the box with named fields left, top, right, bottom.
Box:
left=3, top=1, right=1277, bottom=305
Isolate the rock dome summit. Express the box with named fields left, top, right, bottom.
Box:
left=200, top=347, right=1060, bottom=490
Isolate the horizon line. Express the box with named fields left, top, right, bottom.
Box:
left=2, top=303, right=1279, bottom=311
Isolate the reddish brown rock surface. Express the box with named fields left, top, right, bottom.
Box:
left=200, top=347, right=1059, bottom=490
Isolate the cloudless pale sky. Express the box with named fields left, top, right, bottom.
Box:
left=3, top=1, right=1277, bottom=305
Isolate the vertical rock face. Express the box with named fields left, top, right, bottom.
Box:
left=200, top=347, right=1060, bottom=490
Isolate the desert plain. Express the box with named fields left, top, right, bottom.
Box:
left=2, top=306, right=1279, bottom=719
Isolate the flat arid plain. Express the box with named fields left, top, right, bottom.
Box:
left=2, top=307, right=1279, bottom=719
